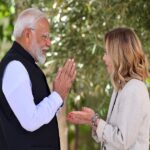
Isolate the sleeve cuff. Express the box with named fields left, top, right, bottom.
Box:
left=48, top=91, right=63, bottom=110
left=96, top=119, right=107, bottom=142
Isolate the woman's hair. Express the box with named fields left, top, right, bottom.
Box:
left=104, top=27, right=149, bottom=90
left=13, top=8, right=47, bottom=39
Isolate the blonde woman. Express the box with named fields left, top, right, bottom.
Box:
left=67, top=27, right=150, bottom=150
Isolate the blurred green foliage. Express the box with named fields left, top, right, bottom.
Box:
left=0, top=0, right=150, bottom=150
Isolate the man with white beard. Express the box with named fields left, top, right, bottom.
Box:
left=0, top=8, right=76, bottom=150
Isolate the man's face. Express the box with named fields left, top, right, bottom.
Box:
left=30, top=18, right=51, bottom=64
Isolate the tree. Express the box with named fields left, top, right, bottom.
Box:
left=0, top=0, right=150, bottom=150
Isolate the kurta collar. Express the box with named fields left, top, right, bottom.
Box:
left=11, top=41, right=35, bottom=64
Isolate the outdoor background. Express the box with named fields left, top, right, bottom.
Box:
left=0, top=0, right=150, bottom=150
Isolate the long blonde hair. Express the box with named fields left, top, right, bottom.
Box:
left=104, top=27, right=149, bottom=90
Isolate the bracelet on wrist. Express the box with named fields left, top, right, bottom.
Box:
left=91, top=113, right=100, bottom=128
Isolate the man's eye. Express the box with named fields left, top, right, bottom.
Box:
left=41, top=35, right=50, bottom=40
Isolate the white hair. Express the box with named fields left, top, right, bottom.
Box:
left=13, top=8, right=47, bottom=39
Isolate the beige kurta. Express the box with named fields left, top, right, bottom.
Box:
left=92, top=79, right=150, bottom=150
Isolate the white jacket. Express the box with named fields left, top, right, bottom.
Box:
left=92, top=79, right=150, bottom=150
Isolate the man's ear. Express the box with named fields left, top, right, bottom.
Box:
left=23, top=28, right=32, bottom=40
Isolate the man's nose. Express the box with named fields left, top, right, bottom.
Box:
left=46, top=38, right=51, bottom=47
left=103, top=54, right=106, bottom=61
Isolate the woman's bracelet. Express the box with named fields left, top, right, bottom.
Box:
left=91, top=113, right=100, bottom=128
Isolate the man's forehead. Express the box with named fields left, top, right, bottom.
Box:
left=36, top=18, right=50, bottom=28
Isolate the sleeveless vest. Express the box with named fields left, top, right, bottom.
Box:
left=0, top=41, right=60, bottom=150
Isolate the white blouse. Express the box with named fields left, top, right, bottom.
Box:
left=92, top=79, right=150, bottom=150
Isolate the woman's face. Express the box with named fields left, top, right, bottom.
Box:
left=103, top=45, right=113, bottom=74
